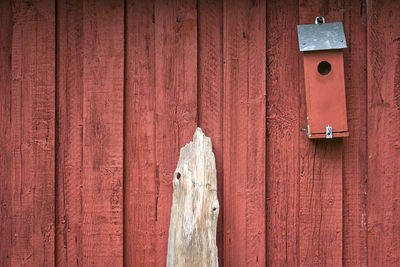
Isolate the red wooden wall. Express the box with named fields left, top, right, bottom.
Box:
left=1, top=0, right=399, bottom=266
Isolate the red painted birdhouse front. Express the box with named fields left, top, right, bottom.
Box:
left=297, top=17, right=349, bottom=139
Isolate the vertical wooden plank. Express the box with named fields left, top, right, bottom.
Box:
left=154, top=0, right=198, bottom=265
left=298, top=1, right=343, bottom=266
left=367, top=0, right=400, bottom=265
left=56, top=0, right=84, bottom=265
left=0, top=1, right=13, bottom=265
left=223, top=0, right=266, bottom=265
left=197, top=0, right=224, bottom=265
left=82, top=0, right=124, bottom=265
left=10, top=0, right=55, bottom=265
left=266, top=0, right=299, bottom=265
left=342, top=0, right=368, bottom=266
left=124, top=0, right=157, bottom=266
left=298, top=139, right=343, bottom=266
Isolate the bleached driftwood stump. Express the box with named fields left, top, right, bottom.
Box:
left=167, top=128, right=219, bottom=267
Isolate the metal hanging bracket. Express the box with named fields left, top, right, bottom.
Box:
left=326, top=125, right=333, bottom=139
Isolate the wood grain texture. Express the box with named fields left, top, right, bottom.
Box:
left=223, top=0, right=266, bottom=265
left=0, top=1, right=13, bottom=265
left=81, top=0, right=124, bottom=265
left=166, top=128, right=219, bottom=267
left=56, top=0, right=84, bottom=265
left=10, top=0, right=56, bottom=265
left=197, top=0, right=224, bottom=265
left=154, top=0, right=198, bottom=265
left=342, top=0, right=368, bottom=266
left=367, top=0, right=400, bottom=265
left=266, top=0, right=300, bottom=265
left=298, top=139, right=343, bottom=266
left=1, top=2, right=400, bottom=265
left=298, top=1, right=344, bottom=265
left=124, top=0, right=157, bottom=266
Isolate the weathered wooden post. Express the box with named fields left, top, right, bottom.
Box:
left=166, top=128, right=219, bottom=267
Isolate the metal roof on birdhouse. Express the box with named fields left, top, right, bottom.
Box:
left=297, top=21, right=347, bottom=52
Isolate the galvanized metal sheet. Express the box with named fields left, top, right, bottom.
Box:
left=297, top=22, right=347, bottom=51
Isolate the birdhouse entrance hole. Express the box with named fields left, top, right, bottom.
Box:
left=317, top=61, right=331, bottom=75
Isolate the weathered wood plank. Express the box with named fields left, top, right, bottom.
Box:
left=124, top=0, right=157, bottom=265
left=223, top=0, right=266, bottom=265
left=367, top=0, right=400, bottom=265
left=154, top=0, right=198, bottom=265
left=56, top=0, right=84, bottom=265
left=266, top=0, right=300, bottom=265
left=298, top=1, right=344, bottom=265
left=299, top=139, right=343, bottom=266
left=342, top=0, right=368, bottom=266
left=0, top=1, right=13, bottom=265
left=197, top=0, right=224, bottom=264
left=167, top=128, right=219, bottom=267
left=81, top=0, right=124, bottom=265
left=10, top=0, right=56, bottom=265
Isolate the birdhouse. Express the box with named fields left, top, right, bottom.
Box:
left=297, top=17, right=349, bottom=139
